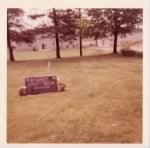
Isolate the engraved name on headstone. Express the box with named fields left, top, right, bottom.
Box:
left=25, top=76, right=58, bottom=94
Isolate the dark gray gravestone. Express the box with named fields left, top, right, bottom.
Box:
left=25, top=76, right=58, bottom=94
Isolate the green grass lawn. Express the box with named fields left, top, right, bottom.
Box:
left=7, top=54, right=142, bottom=143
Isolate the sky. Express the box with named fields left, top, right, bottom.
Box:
left=20, top=8, right=87, bottom=29
left=17, top=8, right=143, bottom=30
left=21, top=8, right=51, bottom=29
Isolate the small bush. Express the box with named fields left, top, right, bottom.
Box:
left=120, top=41, right=136, bottom=56
left=136, top=51, right=143, bottom=58
left=120, top=49, right=136, bottom=56
left=120, top=41, right=143, bottom=57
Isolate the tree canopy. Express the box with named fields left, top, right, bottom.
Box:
left=7, top=8, right=35, bottom=61
left=87, top=8, right=143, bottom=53
left=7, top=8, right=143, bottom=61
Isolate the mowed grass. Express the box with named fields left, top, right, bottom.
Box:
left=13, top=47, right=112, bottom=61
left=7, top=54, right=142, bottom=143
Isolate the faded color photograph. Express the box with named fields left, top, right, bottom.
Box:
left=7, top=8, right=143, bottom=143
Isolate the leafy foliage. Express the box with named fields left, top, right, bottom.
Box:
left=7, top=8, right=35, bottom=43
left=48, top=9, right=78, bottom=41
left=87, top=9, right=108, bottom=40
left=87, top=9, right=142, bottom=52
left=7, top=8, right=142, bottom=61
left=7, top=8, right=36, bottom=61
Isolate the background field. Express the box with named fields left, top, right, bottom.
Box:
left=13, top=47, right=113, bottom=61
left=7, top=53, right=142, bottom=143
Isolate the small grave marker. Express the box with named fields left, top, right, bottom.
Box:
left=19, top=76, right=66, bottom=96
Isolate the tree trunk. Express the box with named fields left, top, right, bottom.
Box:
left=95, top=38, right=98, bottom=46
left=53, top=8, right=61, bottom=59
left=79, top=8, right=83, bottom=56
left=79, top=29, right=83, bottom=56
left=7, top=13, right=15, bottom=61
left=113, top=31, right=118, bottom=54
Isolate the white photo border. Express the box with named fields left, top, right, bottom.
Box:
left=0, top=0, right=149, bottom=147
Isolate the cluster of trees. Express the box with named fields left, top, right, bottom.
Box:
left=7, top=8, right=143, bottom=61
